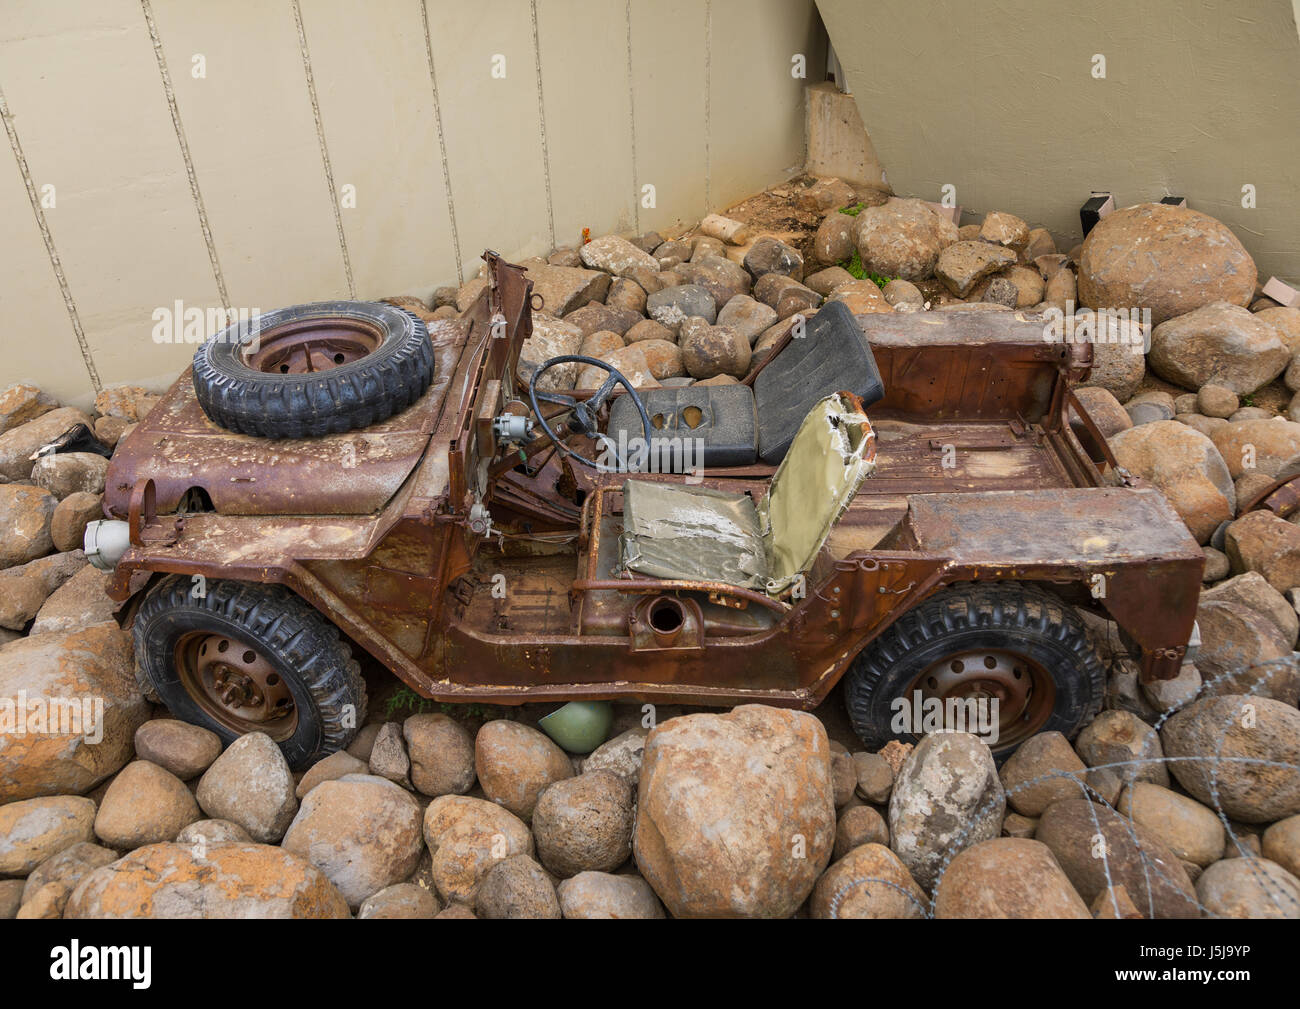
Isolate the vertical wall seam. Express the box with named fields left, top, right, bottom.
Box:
left=291, top=0, right=355, bottom=298
left=625, top=0, right=639, bottom=233
left=703, top=0, right=712, bottom=213
left=421, top=0, right=463, bottom=284
left=0, top=85, right=101, bottom=393
left=140, top=0, right=230, bottom=315
left=530, top=0, right=556, bottom=250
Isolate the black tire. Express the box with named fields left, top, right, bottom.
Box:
left=193, top=301, right=434, bottom=439
left=843, top=582, right=1104, bottom=761
left=133, top=576, right=367, bottom=769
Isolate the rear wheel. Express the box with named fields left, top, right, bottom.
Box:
left=843, top=582, right=1104, bottom=761
left=133, top=576, right=367, bottom=769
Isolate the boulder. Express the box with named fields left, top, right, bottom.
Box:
left=1195, top=858, right=1300, bottom=918
left=623, top=319, right=675, bottom=345
left=474, top=853, right=561, bottom=919
left=532, top=770, right=633, bottom=877
left=295, top=750, right=368, bottom=799
left=0, top=550, right=87, bottom=630
left=1078, top=330, right=1147, bottom=402
left=358, top=882, right=439, bottom=919
left=0, top=484, right=57, bottom=569
left=0, top=623, right=148, bottom=802
left=579, top=234, right=659, bottom=278
left=65, top=842, right=350, bottom=918
left=475, top=719, right=573, bottom=821
left=49, top=492, right=103, bottom=554
left=174, top=819, right=252, bottom=847
left=522, top=261, right=610, bottom=316
left=0, top=384, right=57, bottom=436
left=853, top=198, right=958, bottom=281
left=0, top=407, right=95, bottom=481
left=556, top=871, right=664, bottom=918
left=1107, top=421, right=1234, bottom=543
left=21, top=841, right=116, bottom=904
left=1210, top=418, right=1300, bottom=479
left=645, top=284, right=717, bottom=333
left=979, top=211, right=1031, bottom=249
left=404, top=713, right=476, bottom=798
left=1202, top=571, right=1298, bottom=646
left=422, top=795, right=533, bottom=904
left=1117, top=783, right=1225, bottom=867
left=833, top=805, right=890, bottom=860
left=677, top=255, right=752, bottom=309
left=812, top=211, right=855, bottom=265
left=282, top=775, right=424, bottom=909
left=888, top=732, right=1005, bottom=891
left=1071, top=386, right=1131, bottom=438
left=580, top=727, right=647, bottom=782
left=195, top=732, right=298, bottom=842
left=634, top=339, right=686, bottom=380
left=133, top=719, right=222, bottom=781
left=0, top=796, right=96, bottom=875
left=1078, top=204, right=1257, bottom=326
left=1223, top=510, right=1300, bottom=593
left=1149, top=302, right=1289, bottom=394
left=633, top=705, right=835, bottom=918
left=935, top=241, right=1017, bottom=297
left=1262, top=815, right=1300, bottom=878
left=826, top=279, right=891, bottom=315
left=367, top=721, right=411, bottom=788
left=742, top=236, right=803, bottom=282
left=810, top=843, right=926, bottom=919
left=853, top=751, right=894, bottom=804
left=1074, top=709, right=1170, bottom=788
left=680, top=319, right=752, bottom=380
left=1161, top=695, right=1300, bottom=823
left=30, top=564, right=115, bottom=635
left=999, top=731, right=1089, bottom=817
left=806, top=266, right=855, bottom=298
left=934, top=837, right=1090, bottom=918
left=30, top=453, right=109, bottom=500
left=1035, top=799, right=1199, bottom=917
left=715, top=294, right=777, bottom=346
left=517, top=313, right=583, bottom=391
left=94, top=760, right=201, bottom=849
left=606, top=277, right=647, bottom=314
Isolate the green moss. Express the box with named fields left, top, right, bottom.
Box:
left=838, top=250, right=892, bottom=289
left=838, top=201, right=867, bottom=217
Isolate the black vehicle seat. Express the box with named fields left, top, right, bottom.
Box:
left=606, top=383, right=758, bottom=471
left=752, top=299, right=885, bottom=464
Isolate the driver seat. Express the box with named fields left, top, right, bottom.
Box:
left=617, top=392, right=877, bottom=598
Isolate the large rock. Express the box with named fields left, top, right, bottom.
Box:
left=0, top=484, right=57, bottom=569
left=1035, top=799, right=1198, bottom=916
left=475, top=719, right=573, bottom=821
left=935, top=241, right=1017, bottom=297
left=50, top=492, right=103, bottom=554
left=29, top=564, right=115, bottom=635
left=826, top=279, right=891, bottom=315
left=133, top=719, right=222, bottom=781
left=0, top=623, right=148, bottom=802
left=1195, top=858, right=1300, bottom=919
left=517, top=313, right=583, bottom=391
left=0, top=407, right=94, bottom=482
left=579, top=234, right=660, bottom=278
left=282, top=775, right=424, bottom=909
left=1223, top=510, right=1300, bottom=594
left=1078, top=204, right=1257, bottom=326
left=933, top=838, right=1090, bottom=918
left=1193, top=598, right=1292, bottom=700
left=65, top=842, right=351, bottom=918
left=1108, top=421, right=1234, bottom=543
left=680, top=319, right=752, bottom=379
left=812, top=211, right=855, bottom=265
left=1116, top=783, right=1225, bottom=867
left=532, top=770, right=633, bottom=878
left=422, top=795, right=533, bottom=905
left=853, top=198, right=958, bottom=281
left=889, top=733, right=1005, bottom=890
left=580, top=727, right=647, bottom=783
left=1263, top=815, right=1300, bottom=878
left=1202, top=571, right=1298, bottom=646
left=523, top=261, right=610, bottom=316
left=0, top=384, right=57, bottom=436
left=1078, top=329, right=1147, bottom=402
left=0, top=796, right=96, bottom=875
left=556, top=871, right=664, bottom=918
left=1074, top=709, right=1170, bottom=788
left=742, top=236, right=803, bottom=282
left=677, top=255, right=752, bottom=310
left=403, top=713, right=475, bottom=798
left=1210, top=418, right=1300, bottom=479
left=195, top=732, right=298, bottom=842
left=21, top=841, right=116, bottom=904
left=645, top=284, right=716, bottom=333
left=810, top=842, right=926, bottom=919
left=1149, top=302, right=1289, bottom=394
left=1160, top=695, right=1300, bottom=823
left=357, top=882, right=439, bottom=919
left=633, top=705, right=835, bottom=918
left=999, top=731, right=1089, bottom=817
left=30, top=453, right=109, bottom=500
left=94, top=760, right=201, bottom=849
left=475, top=853, right=561, bottom=919
left=716, top=294, right=778, bottom=346
left=0, top=550, right=86, bottom=630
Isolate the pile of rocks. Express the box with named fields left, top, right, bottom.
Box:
left=3, top=697, right=1297, bottom=919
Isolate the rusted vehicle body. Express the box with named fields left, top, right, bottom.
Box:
left=94, top=252, right=1203, bottom=766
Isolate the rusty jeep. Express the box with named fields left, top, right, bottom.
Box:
left=87, top=252, right=1204, bottom=768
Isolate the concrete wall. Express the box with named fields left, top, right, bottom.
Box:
left=817, top=0, right=1300, bottom=276
left=0, top=0, right=825, bottom=407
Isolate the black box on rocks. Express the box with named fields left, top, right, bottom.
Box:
left=1159, top=195, right=1188, bottom=208
left=1079, top=192, right=1114, bottom=237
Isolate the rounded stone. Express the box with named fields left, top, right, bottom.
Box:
left=94, top=760, right=201, bottom=849
left=133, top=719, right=222, bottom=781
left=934, top=837, right=1090, bottom=918
left=474, top=720, right=573, bottom=821
left=532, top=770, right=633, bottom=877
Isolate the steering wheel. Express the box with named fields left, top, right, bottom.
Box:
left=528, top=355, right=653, bottom=470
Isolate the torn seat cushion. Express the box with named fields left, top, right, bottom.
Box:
left=618, top=480, right=768, bottom=590
left=752, top=299, right=884, bottom=464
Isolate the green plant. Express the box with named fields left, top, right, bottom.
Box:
left=439, top=702, right=487, bottom=719
left=838, top=201, right=866, bottom=217
left=384, top=686, right=433, bottom=717
left=1242, top=393, right=1256, bottom=407
left=839, top=250, right=892, bottom=289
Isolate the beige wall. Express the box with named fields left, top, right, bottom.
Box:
left=817, top=0, right=1300, bottom=278
left=0, top=0, right=825, bottom=408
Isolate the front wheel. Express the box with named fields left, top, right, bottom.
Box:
left=843, top=582, right=1104, bottom=761
left=133, top=576, right=367, bottom=769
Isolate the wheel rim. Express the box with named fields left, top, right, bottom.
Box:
left=175, top=631, right=298, bottom=740
left=907, top=647, right=1055, bottom=749
left=242, top=317, right=383, bottom=375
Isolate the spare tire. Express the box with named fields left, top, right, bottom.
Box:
left=192, top=301, right=434, bottom=439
